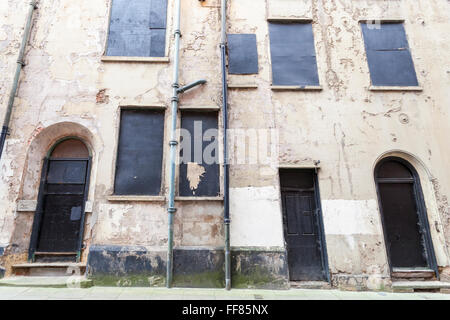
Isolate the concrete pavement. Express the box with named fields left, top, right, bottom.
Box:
left=0, top=286, right=449, bottom=300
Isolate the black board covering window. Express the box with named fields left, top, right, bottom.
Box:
left=361, top=23, right=418, bottom=86
left=106, top=0, right=168, bottom=57
left=268, top=22, right=320, bottom=86
left=114, top=109, right=165, bottom=195
left=179, top=111, right=220, bottom=197
left=228, top=34, right=259, bottom=74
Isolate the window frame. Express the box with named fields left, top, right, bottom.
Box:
left=102, top=0, right=170, bottom=62
left=359, top=19, right=422, bottom=91
left=176, top=108, right=223, bottom=200
left=111, top=106, right=167, bottom=198
left=267, top=18, right=322, bottom=91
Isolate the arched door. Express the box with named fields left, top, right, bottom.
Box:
left=375, top=157, right=438, bottom=275
left=29, top=138, right=91, bottom=262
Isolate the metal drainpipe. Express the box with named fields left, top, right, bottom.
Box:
left=220, top=0, right=231, bottom=291
left=0, top=1, right=37, bottom=160
left=166, top=0, right=182, bottom=289
left=166, top=0, right=206, bottom=288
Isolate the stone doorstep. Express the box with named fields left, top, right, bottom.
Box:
left=289, top=281, right=331, bottom=290
left=12, top=263, right=87, bottom=277
left=12, top=263, right=86, bottom=268
left=0, top=276, right=93, bottom=288
left=392, top=281, right=450, bottom=294
left=392, top=268, right=435, bottom=280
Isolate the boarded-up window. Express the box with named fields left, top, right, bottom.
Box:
left=114, top=109, right=165, bottom=195
left=361, top=23, right=418, bottom=86
left=228, top=34, right=259, bottom=74
left=106, top=0, right=168, bottom=57
left=179, top=112, right=220, bottom=197
left=268, top=22, right=319, bottom=86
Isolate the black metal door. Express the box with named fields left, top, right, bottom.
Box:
left=280, top=169, right=327, bottom=281
left=36, top=159, right=89, bottom=253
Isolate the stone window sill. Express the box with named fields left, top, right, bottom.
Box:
left=369, top=86, right=423, bottom=92
left=101, top=56, right=170, bottom=63
left=267, top=17, right=313, bottom=23
left=271, top=85, right=323, bottom=91
left=178, top=105, right=220, bottom=111
left=228, top=83, right=258, bottom=89
left=175, top=196, right=224, bottom=202
left=107, top=195, right=166, bottom=202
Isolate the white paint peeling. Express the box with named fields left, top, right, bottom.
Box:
left=186, top=162, right=205, bottom=192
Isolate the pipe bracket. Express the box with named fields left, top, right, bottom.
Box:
left=168, top=207, right=177, bottom=214
left=169, top=140, right=178, bottom=146
left=1, top=126, right=10, bottom=136
left=171, top=97, right=179, bottom=103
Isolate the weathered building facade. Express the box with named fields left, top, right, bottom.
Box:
left=0, top=0, right=449, bottom=291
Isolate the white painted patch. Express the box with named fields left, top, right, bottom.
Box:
left=230, top=186, right=284, bottom=247
left=321, top=199, right=382, bottom=235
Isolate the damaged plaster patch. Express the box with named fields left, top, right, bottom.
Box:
left=186, top=162, right=206, bottom=192
left=96, top=89, right=109, bottom=104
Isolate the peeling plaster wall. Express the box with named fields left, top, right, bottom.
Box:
left=0, top=0, right=226, bottom=261
left=227, top=0, right=450, bottom=283
left=0, top=0, right=449, bottom=288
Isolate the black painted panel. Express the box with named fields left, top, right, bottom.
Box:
left=149, top=28, right=166, bottom=57
left=107, top=0, right=167, bottom=57
left=280, top=169, right=314, bottom=190
left=361, top=23, right=418, bottom=86
left=269, top=23, right=319, bottom=86
left=114, top=109, right=165, bottom=195
left=179, top=112, right=220, bottom=197
left=47, top=161, right=87, bottom=184
left=228, top=34, right=259, bottom=75
left=149, top=0, right=168, bottom=28
left=87, top=245, right=166, bottom=277
left=37, top=195, right=84, bottom=252
left=376, top=160, right=413, bottom=179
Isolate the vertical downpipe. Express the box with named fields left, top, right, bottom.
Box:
left=166, top=0, right=182, bottom=288
left=0, top=1, right=37, bottom=160
left=220, top=0, right=231, bottom=291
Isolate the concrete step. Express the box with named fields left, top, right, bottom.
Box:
left=392, top=268, right=436, bottom=280
left=0, top=276, right=93, bottom=288
left=12, top=262, right=86, bottom=277
left=290, top=281, right=331, bottom=289
left=392, top=281, right=450, bottom=293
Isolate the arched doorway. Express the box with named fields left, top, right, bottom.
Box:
left=375, top=157, right=438, bottom=276
left=29, top=138, right=91, bottom=262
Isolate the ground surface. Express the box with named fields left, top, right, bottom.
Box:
left=0, top=286, right=449, bottom=300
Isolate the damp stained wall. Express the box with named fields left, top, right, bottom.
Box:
left=0, top=0, right=448, bottom=285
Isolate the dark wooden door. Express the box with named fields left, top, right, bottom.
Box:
left=280, top=169, right=327, bottom=281
left=375, top=158, right=436, bottom=270
left=378, top=183, right=427, bottom=267
left=36, top=159, right=89, bottom=253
